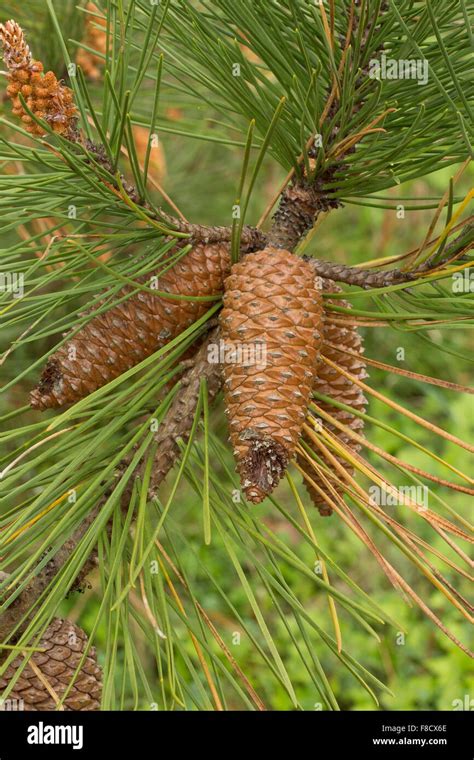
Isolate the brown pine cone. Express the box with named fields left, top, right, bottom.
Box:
left=298, top=280, right=367, bottom=516
left=0, top=618, right=102, bottom=711
left=30, top=242, right=231, bottom=410
left=220, top=246, right=324, bottom=503
left=0, top=20, right=77, bottom=138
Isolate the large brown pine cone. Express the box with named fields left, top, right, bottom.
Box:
left=220, top=246, right=324, bottom=503
left=0, top=618, right=102, bottom=711
left=298, top=280, right=367, bottom=515
left=30, top=242, right=231, bottom=410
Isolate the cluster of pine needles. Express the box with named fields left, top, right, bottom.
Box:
left=0, top=1, right=472, bottom=711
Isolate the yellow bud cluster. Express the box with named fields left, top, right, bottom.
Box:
left=0, top=20, right=78, bottom=138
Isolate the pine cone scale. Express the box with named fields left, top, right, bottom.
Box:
left=298, top=279, right=367, bottom=516
left=0, top=618, right=102, bottom=711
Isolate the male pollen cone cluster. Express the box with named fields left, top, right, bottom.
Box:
left=0, top=20, right=77, bottom=138
left=30, top=242, right=231, bottom=409
left=298, top=281, right=367, bottom=516
left=219, top=246, right=324, bottom=503
left=0, top=618, right=102, bottom=711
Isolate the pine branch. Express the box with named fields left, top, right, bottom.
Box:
left=0, top=507, right=99, bottom=645
left=85, top=139, right=266, bottom=247
left=160, top=0, right=472, bottom=191
left=104, top=327, right=222, bottom=506
left=267, top=176, right=341, bottom=250
left=9, top=208, right=469, bottom=630
left=305, top=222, right=473, bottom=289
left=149, top=327, right=222, bottom=497
left=156, top=210, right=265, bottom=248
left=266, top=1, right=390, bottom=252
left=0, top=21, right=265, bottom=250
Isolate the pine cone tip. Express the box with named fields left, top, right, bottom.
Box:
left=30, top=358, right=63, bottom=409
left=240, top=433, right=290, bottom=503
left=0, top=19, right=31, bottom=69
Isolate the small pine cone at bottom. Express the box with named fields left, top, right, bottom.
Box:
left=220, top=246, right=324, bottom=503
left=30, top=242, right=231, bottom=410
left=0, top=618, right=102, bottom=711
left=297, top=280, right=367, bottom=516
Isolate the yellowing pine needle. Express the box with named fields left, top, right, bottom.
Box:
left=308, top=431, right=474, bottom=623
left=286, top=471, right=343, bottom=653
left=156, top=540, right=266, bottom=711
left=320, top=355, right=474, bottom=460
left=27, top=655, right=65, bottom=710
left=138, top=574, right=167, bottom=639
left=157, top=556, right=223, bottom=711
left=0, top=427, right=75, bottom=480
left=423, top=188, right=474, bottom=262
left=405, top=160, right=472, bottom=269
left=2, top=486, right=81, bottom=546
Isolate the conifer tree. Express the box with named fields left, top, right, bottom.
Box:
left=0, top=1, right=472, bottom=711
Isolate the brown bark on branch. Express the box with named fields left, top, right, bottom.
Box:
left=0, top=508, right=99, bottom=645
left=267, top=180, right=341, bottom=251
left=80, top=327, right=223, bottom=526
left=305, top=222, right=473, bottom=289
left=85, top=139, right=267, bottom=249
left=148, top=327, right=222, bottom=498
left=156, top=209, right=267, bottom=249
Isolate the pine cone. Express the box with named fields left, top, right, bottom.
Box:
left=298, top=280, right=367, bottom=515
left=0, top=18, right=32, bottom=69
left=220, top=246, right=324, bottom=503
left=0, top=618, right=102, bottom=711
left=0, top=20, right=77, bottom=138
left=30, top=242, right=231, bottom=410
